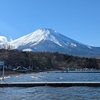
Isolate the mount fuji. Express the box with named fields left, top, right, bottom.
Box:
left=9, top=28, right=100, bottom=57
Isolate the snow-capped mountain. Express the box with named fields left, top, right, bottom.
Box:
left=9, top=28, right=100, bottom=57
left=10, top=28, right=80, bottom=48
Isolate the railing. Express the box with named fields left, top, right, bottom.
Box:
left=0, top=82, right=100, bottom=87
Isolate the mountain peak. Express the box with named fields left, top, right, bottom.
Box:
left=10, top=28, right=63, bottom=48
left=31, top=28, right=59, bottom=36
left=30, top=28, right=68, bottom=46
left=37, top=28, right=57, bottom=32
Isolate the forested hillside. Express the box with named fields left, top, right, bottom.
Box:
left=0, top=49, right=100, bottom=70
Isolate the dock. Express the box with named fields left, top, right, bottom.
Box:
left=0, top=82, right=100, bottom=87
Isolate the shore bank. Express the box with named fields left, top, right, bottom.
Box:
left=0, top=70, right=39, bottom=76
left=0, top=71, right=22, bottom=76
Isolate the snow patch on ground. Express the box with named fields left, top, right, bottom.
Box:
left=22, top=48, right=33, bottom=52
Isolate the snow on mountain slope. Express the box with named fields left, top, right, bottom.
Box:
left=9, top=28, right=100, bottom=57
left=10, top=28, right=87, bottom=48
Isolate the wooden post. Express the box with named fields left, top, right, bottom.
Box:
left=2, top=61, right=4, bottom=81
left=0, top=61, right=4, bottom=82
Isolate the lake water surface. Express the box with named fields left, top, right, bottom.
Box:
left=0, top=71, right=100, bottom=100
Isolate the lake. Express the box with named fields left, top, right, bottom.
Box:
left=0, top=71, right=100, bottom=100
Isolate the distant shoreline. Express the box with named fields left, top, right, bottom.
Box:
left=0, top=70, right=39, bottom=77
left=1, top=69, right=100, bottom=77
left=0, top=71, right=23, bottom=76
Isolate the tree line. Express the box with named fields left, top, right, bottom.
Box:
left=0, top=49, right=100, bottom=71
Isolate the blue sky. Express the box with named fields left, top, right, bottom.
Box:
left=0, top=0, right=100, bottom=46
